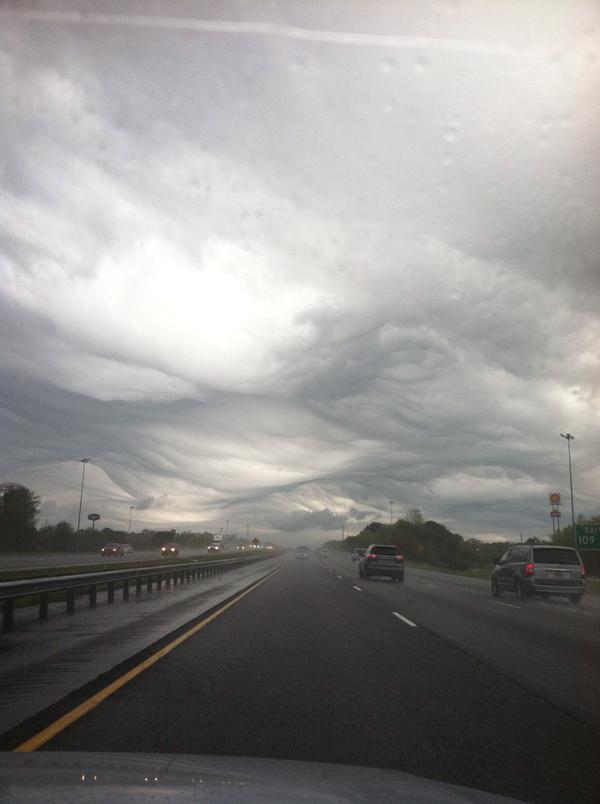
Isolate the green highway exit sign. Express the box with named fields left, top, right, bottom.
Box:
left=575, top=524, right=600, bottom=550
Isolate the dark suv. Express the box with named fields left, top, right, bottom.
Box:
left=491, top=544, right=585, bottom=603
left=359, top=544, right=404, bottom=582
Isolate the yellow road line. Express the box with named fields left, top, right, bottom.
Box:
left=14, top=564, right=282, bottom=752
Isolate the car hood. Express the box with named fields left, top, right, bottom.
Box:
left=0, top=752, right=526, bottom=803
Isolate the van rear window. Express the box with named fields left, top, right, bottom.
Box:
left=533, top=548, right=580, bottom=565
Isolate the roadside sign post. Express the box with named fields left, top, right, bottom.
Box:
left=88, top=513, right=101, bottom=534
left=550, top=508, right=561, bottom=539
left=575, top=524, right=600, bottom=550
left=548, top=493, right=561, bottom=538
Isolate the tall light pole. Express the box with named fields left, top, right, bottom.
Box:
left=76, top=458, right=90, bottom=534
left=389, top=500, right=394, bottom=525
left=560, top=433, right=576, bottom=541
left=128, top=505, right=135, bottom=534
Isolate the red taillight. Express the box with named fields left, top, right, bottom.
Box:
left=394, top=554, right=404, bottom=562
left=525, top=563, right=535, bottom=576
left=367, top=553, right=377, bottom=559
left=581, top=565, right=586, bottom=577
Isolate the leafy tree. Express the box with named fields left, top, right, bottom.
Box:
left=37, top=520, right=76, bottom=551
left=364, top=521, right=385, bottom=533
left=406, top=507, right=424, bottom=525
left=151, top=529, right=177, bottom=546
left=552, top=525, right=574, bottom=547
left=54, top=521, right=76, bottom=551
left=0, top=483, right=41, bottom=551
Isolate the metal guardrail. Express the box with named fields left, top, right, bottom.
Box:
left=0, top=555, right=271, bottom=632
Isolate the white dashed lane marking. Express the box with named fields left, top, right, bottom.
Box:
left=353, top=585, right=362, bottom=592
left=393, top=612, right=418, bottom=628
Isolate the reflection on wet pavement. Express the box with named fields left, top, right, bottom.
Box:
left=0, top=559, right=279, bottom=737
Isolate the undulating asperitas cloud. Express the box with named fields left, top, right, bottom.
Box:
left=1, top=0, right=599, bottom=542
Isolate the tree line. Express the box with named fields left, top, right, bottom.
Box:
left=0, top=483, right=215, bottom=553
left=325, top=507, right=600, bottom=576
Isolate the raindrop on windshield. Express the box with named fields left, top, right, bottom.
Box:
left=379, top=56, right=396, bottom=73
left=414, top=55, right=428, bottom=75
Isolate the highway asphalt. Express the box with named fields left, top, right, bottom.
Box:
left=5, top=553, right=599, bottom=804
left=0, top=556, right=278, bottom=736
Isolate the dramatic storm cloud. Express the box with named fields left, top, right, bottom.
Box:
left=1, top=1, right=599, bottom=541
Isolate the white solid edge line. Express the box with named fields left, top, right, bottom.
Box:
left=393, top=612, right=418, bottom=627
left=353, top=585, right=362, bottom=591
left=493, top=600, right=522, bottom=610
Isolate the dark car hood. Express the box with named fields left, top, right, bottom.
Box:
left=0, top=752, right=527, bottom=803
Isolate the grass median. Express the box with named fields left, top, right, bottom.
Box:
left=0, top=551, right=266, bottom=583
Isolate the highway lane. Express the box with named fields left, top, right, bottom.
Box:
left=12, top=557, right=600, bottom=804
left=326, top=552, right=600, bottom=727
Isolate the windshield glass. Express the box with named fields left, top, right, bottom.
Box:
left=1, top=2, right=599, bottom=802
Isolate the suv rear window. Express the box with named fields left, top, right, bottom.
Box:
left=533, top=548, right=580, bottom=565
left=370, top=546, right=399, bottom=555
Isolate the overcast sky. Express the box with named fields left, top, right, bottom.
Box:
left=1, top=0, right=599, bottom=543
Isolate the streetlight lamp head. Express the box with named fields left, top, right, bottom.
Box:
left=81, top=457, right=90, bottom=463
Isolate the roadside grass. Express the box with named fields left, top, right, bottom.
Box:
left=406, top=560, right=600, bottom=595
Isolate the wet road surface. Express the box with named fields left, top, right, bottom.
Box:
left=3, top=555, right=599, bottom=804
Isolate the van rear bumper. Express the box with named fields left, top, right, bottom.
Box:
left=528, top=580, right=585, bottom=596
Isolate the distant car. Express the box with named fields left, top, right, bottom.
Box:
left=359, top=545, right=404, bottom=582
left=161, top=542, right=180, bottom=557
left=491, top=544, right=585, bottom=602
left=236, top=545, right=246, bottom=551
left=295, top=546, right=310, bottom=560
left=266, top=545, right=274, bottom=550
left=121, top=543, right=134, bottom=554
left=317, top=548, right=329, bottom=558
left=101, top=543, right=124, bottom=556
left=352, top=548, right=366, bottom=563
left=208, top=543, right=221, bottom=553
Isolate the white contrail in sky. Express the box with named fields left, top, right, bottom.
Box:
left=2, top=8, right=537, bottom=58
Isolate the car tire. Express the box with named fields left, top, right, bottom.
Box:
left=491, top=577, right=500, bottom=597
left=396, top=575, right=404, bottom=583
left=570, top=594, right=582, bottom=605
left=515, top=579, right=528, bottom=600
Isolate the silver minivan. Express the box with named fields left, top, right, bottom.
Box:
left=492, top=544, right=585, bottom=603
